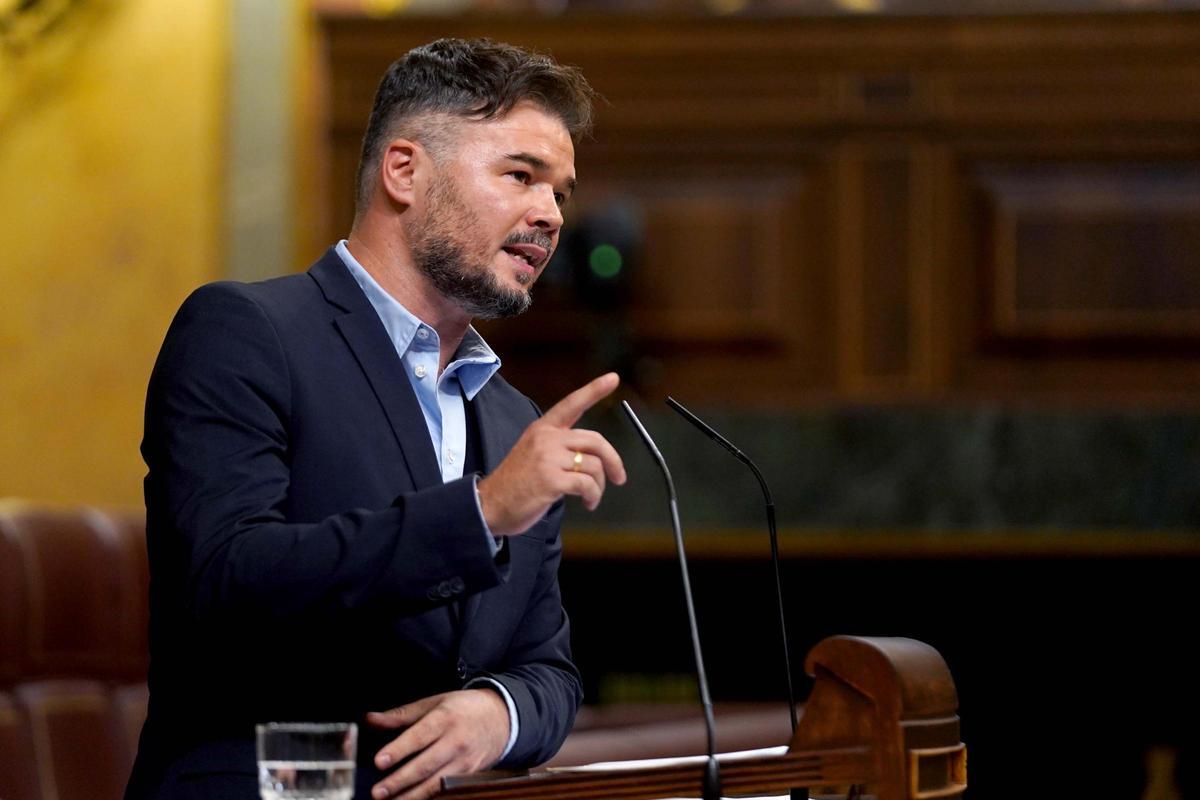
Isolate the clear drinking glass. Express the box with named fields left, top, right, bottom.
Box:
left=256, top=722, right=357, bottom=800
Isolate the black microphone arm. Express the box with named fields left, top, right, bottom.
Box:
left=665, top=396, right=799, bottom=735
left=620, top=401, right=721, bottom=800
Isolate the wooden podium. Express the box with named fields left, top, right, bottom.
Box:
left=441, top=636, right=967, bottom=800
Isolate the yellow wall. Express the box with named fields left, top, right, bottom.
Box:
left=0, top=0, right=225, bottom=506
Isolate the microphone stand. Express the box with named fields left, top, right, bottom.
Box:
left=621, top=401, right=722, bottom=800
left=666, top=396, right=806, bottom=800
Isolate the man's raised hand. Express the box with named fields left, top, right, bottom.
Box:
left=477, top=373, right=626, bottom=536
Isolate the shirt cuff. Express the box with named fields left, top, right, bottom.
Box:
left=464, top=677, right=520, bottom=762
left=471, top=473, right=503, bottom=557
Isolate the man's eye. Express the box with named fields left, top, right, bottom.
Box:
left=554, top=193, right=567, bottom=207
left=509, top=171, right=531, bottom=183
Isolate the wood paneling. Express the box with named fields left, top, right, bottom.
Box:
left=509, top=162, right=810, bottom=347
left=317, top=11, right=1200, bottom=406
left=835, top=141, right=926, bottom=392
left=973, top=162, right=1200, bottom=340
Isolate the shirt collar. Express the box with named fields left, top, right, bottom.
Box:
left=335, top=240, right=501, bottom=399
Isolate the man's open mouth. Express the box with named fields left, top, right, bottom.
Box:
left=501, top=243, right=548, bottom=269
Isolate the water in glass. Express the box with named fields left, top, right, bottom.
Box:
left=258, top=759, right=354, bottom=800
left=256, top=722, right=357, bottom=800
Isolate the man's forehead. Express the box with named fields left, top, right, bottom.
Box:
left=469, top=103, right=575, bottom=165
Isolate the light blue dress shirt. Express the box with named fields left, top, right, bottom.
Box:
left=336, top=240, right=519, bottom=760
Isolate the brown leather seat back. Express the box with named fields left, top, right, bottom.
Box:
left=113, top=681, right=150, bottom=771
left=0, top=509, right=28, bottom=686
left=16, top=680, right=128, bottom=800
left=107, top=508, right=151, bottom=679
left=0, top=506, right=128, bottom=681
left=0, top=690, right=42, bottom=800
left=0, top=505, right=152, bottom=800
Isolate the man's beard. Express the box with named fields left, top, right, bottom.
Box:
left=408, top=176, right=546, bottom=320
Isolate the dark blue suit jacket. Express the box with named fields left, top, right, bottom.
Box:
left=126, top=249, right=581, bottom=799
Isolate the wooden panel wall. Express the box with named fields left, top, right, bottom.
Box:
left=317, top=11, right=1200, bottom=407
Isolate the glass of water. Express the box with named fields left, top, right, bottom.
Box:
left=256, top=722, right=357, bottom=800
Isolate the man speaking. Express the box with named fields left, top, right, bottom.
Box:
left=126, top=38, right=625, bottom=800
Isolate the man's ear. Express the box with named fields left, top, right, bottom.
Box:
left=379, top=139, right=419, bottom=207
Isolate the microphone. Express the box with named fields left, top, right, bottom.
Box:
left=620, top=401, right=722, bottom=800
left=665, top=397, right=799, bottom=736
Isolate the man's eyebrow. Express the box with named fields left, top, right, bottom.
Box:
left=503, top=152, right=577, bottom=195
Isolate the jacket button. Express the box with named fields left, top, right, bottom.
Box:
left=457, top=659, right=468, bottom=679
left=448, top=576, right=465, bottom=594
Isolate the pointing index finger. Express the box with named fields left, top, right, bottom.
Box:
left=541, top=373, right=620, bottom=428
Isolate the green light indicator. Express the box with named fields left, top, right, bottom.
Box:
left=588, top=244, right=623, bottom=279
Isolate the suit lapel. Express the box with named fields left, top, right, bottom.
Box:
left=469, top=380, right=520, bottom=474
left=458, top=380, right=525, bottom=631
left=308, top=250, right=443, bottom=490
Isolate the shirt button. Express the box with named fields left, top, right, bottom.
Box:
left=416, top=328, right=429, bottom=340
left=414, top=364, right=427, bottom=379
left=447, top=452, right=456, bottom=464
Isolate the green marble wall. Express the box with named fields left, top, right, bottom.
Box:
left=571, top=404, right=1200, bottom=531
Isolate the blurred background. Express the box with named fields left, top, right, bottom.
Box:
left=2, top=0, right=1199, bottom=797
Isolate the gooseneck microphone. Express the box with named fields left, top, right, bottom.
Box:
left=665, top=396, right=799, bottom=736
left=620, top=401, right=722, bottom=800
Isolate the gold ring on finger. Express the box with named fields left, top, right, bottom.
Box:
left=571, top=450, right=584, bottom=472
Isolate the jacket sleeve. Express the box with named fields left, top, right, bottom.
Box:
left=482, top=499, right=582, bottom=769
left=142, top=281, right=507, bottom=625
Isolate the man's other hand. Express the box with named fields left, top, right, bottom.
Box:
left=366, top=689, right=509, bottom=799
left=477, top=372, right=626, bottom=536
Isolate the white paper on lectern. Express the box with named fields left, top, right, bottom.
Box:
left=545, top=744, right=789, bottom=773
left=544, top=745, right=793, bottom=798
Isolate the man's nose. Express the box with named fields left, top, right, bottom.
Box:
left=526, top=185, right=563, bottom=231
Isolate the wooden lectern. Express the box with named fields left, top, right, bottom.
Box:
left=440, top=636, right=967, bottom=800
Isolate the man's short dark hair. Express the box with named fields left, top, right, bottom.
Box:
left=354, top=37, right=595, bottom=215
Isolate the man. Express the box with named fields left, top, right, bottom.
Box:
left=126, top=38, right=624, bottom=800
